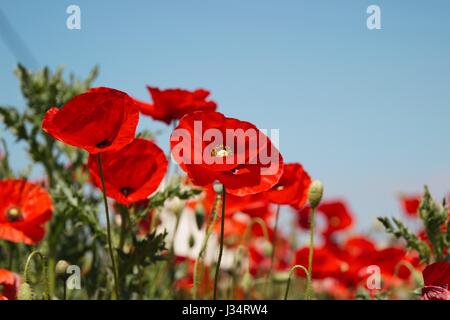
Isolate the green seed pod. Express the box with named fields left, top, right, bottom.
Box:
left=18, top=282, right=33, bottom=300
left=262, top=241, right=273, bottom=257
left=272, top=271, right=290, bottom=283
left=213, top=181, right=224, bottom=194
left=308, top=180, right=324, bottom=209
left=241, top=271, right=253, bottom=292
left=55, top=260, right=70, bottom=280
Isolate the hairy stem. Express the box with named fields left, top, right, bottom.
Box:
left=97, top=153, right=120, bottom=299
left=284, top=265, right=310, bottom=300
left=213, top=187, right=226, bottom=300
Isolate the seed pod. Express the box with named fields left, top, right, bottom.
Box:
left=308, top=180, right=324, bottom=209
left=241, top=271, right=253, bottom=292
left=262, top=241, right=273, bottom=257
left=213, top=181, right=224, bottom=194
left=55, top=260, right=70, bottom=280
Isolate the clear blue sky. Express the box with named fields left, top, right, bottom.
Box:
left=1, top=0, right=449, bottom=231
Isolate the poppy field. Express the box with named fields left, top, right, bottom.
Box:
left=0, top=64, right=449, bottom=301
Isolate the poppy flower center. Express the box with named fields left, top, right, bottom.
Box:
left=340, top=262, right=349, bottom=273
left=120, top=188, right=132, bottom=196
left=330, top=216, right=340, bottom=227
left=6, top=207, right=23, bottom=222
left=211, top=145, right=232, bottom=158
left=96, top=139, right=112, bottom=148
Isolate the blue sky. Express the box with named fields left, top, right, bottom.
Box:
left=1, top=0, right=449, bottom=231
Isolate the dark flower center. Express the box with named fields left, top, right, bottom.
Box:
left=6, top=207, right=23, bottom=222
left=120, top=188, right=132, bottom=196
left=96, top=139, right=112, bottom=148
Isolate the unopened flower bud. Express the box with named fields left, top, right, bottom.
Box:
left=241, top=271, right=253, bottom=292
left=165, top=197, right=185, bottom=215
left=213, top=181, right=224, bottom=194
left=272, top=271, right=290, bottom=283
left=55, top=260, right=70, bottom=280
left=18, top=282, right=33, bottom=300
left=262, top=241, right=272, bottom=257
left=308, top=180, right=324, bottom=209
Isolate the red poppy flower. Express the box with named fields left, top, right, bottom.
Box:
left=319, top=201, right=354, bottom=237
left=135, top=86, right=217, bottom=124
left=296, top=200, right=353, bottom=237
left=42, top=87, right=139, bottom=154
left=295, top=246, right=346, bottom=279
left=88, top=138, right=167, bottom=205
left=265, top=163, right=311, bottom=208
left=398, top=194, right=421, bottom=217
left=422, top=261, right=450, bottom=300
left=0, top=269, right=20, bottom=300
left=170, top=111, right=284, bottom=196
left=190, top=184, right=270, bottom=219
left=0, top=179, right=53, bottom=244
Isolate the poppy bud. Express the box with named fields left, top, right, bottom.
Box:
left=272, top=271, right=290, bottom=283
left=308, top=180, right=324, bottom=209
left=241, top=271, right=253, bottom=292
left=55, top=260, right=70, bottom=280
left=166, top=197, right=185, bottom=215
left=262, top=241, right=273, bottom=257
left=213, top=181, right=224, bottom=195
left=18, top=282, right=33, bottom=300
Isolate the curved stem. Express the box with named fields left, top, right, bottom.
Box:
left=193, top=195, right=220, bottom=299
left=266, top=204, right=281, bottom=297
left=229, top=245, right=248, bottom=298
left=306, top=206, right=315, bottom=300
left=394, top=260, right=421, bottom=285
left=23, top=250, right=50, bottom=300
left=97, top=153, right=120, bottom=300
left=243, top=217, right=270, bottom=243
left=213, top=186, right=226, bottom=300
left=284, top=265, right=310, bottom=300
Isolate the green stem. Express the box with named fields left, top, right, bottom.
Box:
left=193, top=195, right=220, bottom=299
left=62, top=279, right=67, bottom=300
left=168, top=212, right=182, bottom=291
left=306, top=206, right=315, bottom=300
left=119, top=206, right=130, bottom=252
left=8, top=242, right=15, bottom=270
left=266, top=204, right=281, bottom=297
left=97, top=153, right=120, bottom=300
left=213, top=186, right=226, bottom=300
left=284, top=265, right=310, bottom=300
